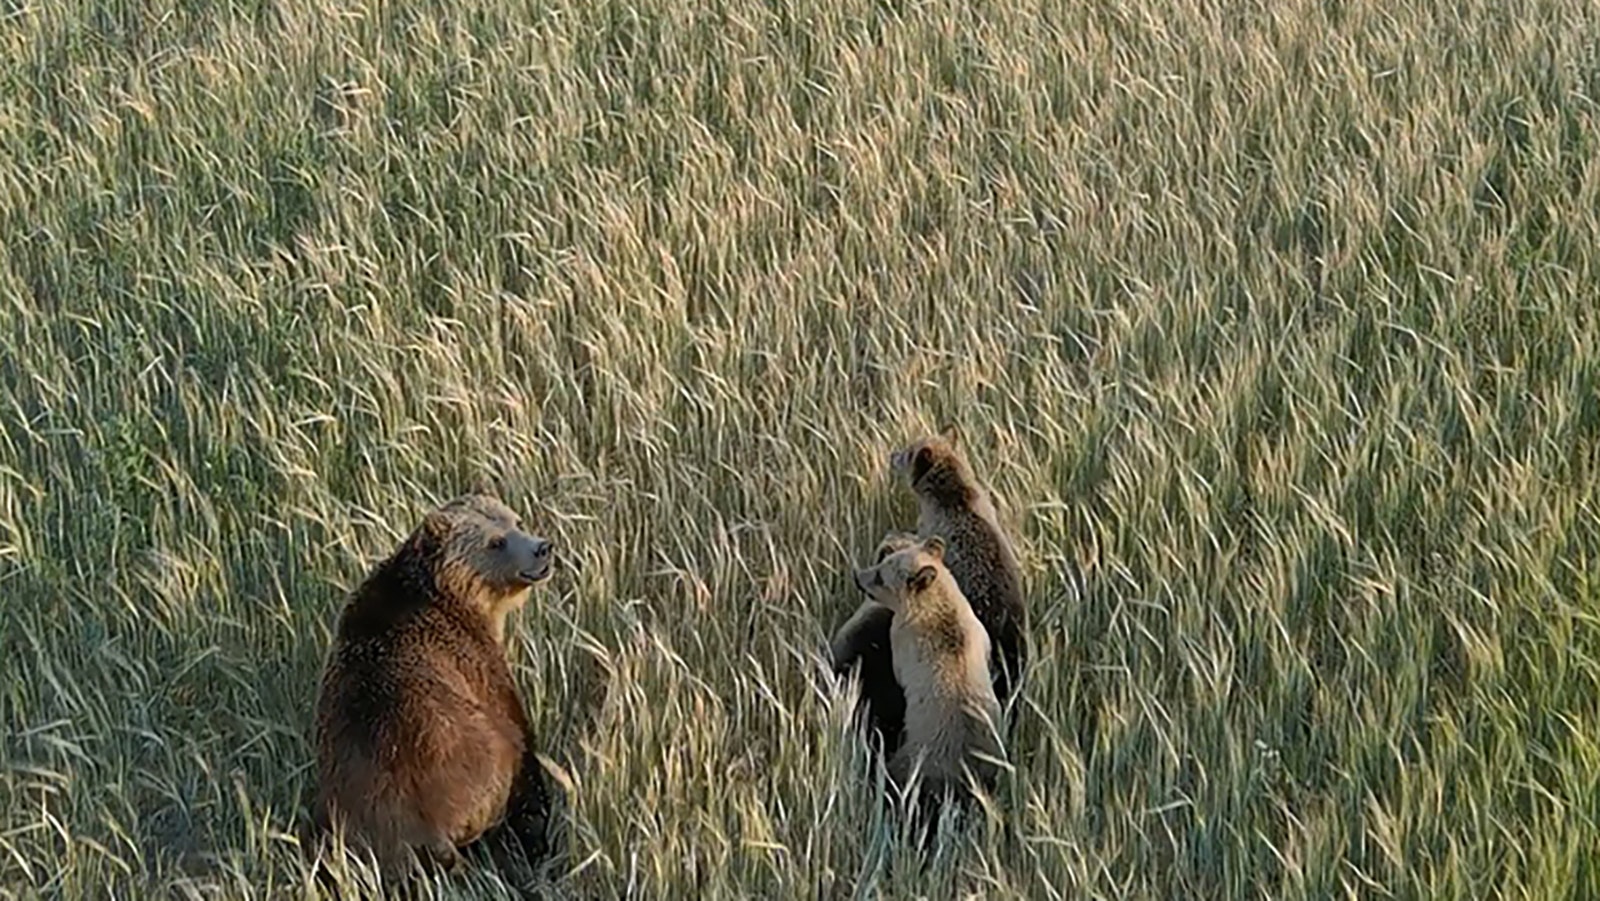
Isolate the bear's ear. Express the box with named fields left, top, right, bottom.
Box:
left=938, top=421, right=961, bottom=448
left=908, top=565, right=938, bottom=593
left=911, top=445, right=936, bottom=484
left=466, top=473, right=501, bottom=500
left=922, top=535, right=946, bottom=560
left=876, top=531, right=917, bottom=562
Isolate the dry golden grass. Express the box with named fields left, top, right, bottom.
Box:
left=3, top=0, right=1600, bottom=897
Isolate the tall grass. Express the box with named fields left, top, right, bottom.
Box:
left=3, top=0, right=1599, bottom=896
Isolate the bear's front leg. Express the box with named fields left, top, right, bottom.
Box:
left=477, top=741, right=556, bottom=896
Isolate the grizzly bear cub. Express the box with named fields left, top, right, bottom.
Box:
left=833, top=428, right=1028, bottom=756
left=852, top=536, right=1004, bottom=804
left=890, top=428, right=1027, bottom=703
left=312, top=493, right=555, bottom=885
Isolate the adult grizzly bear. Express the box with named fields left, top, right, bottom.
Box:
left=312, top=493, right=555, bottom=885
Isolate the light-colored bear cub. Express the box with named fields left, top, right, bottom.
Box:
left=852, top=536, right=1004, bottom=800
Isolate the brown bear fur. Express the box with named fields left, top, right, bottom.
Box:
left=852, top=536, right=1004, bottom=801
left=892, top=428, right=1027, bottom=704
left=830, top=531, right=919, bottom=754
left=832, top=428, right=1027, bottom=756
left=311, top=493, right=555, bottom=884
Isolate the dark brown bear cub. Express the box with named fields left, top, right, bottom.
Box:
left=312, top=493, right=555, bottom=885
left=890, top=428, right=1027, bottom=705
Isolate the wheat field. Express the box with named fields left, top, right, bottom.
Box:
left=3, top=0, right=1600, bottom=897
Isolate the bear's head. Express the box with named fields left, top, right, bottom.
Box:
left=853, top=535, right=948, bottom=615
left=415, top=493, right=554, bottom=624
left=889, top=425, right=974, bottom=504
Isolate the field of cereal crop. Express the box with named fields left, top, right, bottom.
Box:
left=3, top=0, right=1600, bottom=896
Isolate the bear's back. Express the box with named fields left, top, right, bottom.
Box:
left=920, top=498, right=1026, bottom=704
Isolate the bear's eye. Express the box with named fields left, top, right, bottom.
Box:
left=488, top=536, right=507, bottom=551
